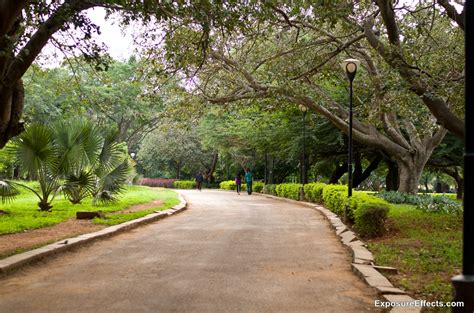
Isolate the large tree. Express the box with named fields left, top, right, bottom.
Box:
left=0, top=0, right=234, bottom=148
left=184, top=25, right=448, bottom=193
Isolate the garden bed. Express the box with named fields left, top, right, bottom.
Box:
left=367, top=204, right=462, bottom=306
left=0, top=185, right=179, bottom=259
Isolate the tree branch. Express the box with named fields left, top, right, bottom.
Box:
left=437, top=0, right=465, bottom=31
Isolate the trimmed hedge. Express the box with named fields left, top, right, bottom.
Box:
left=173, top=180, right=196, bottom=189
left=253, top=181, right=264, bottom=193
left=303, top=182, right=326, bottom=203
left=220, top=180, right=264, bottom=193
left=219, top=180, right=247, bottom=191
left=354, top=202, right=389, bottom=237
left=276, top=183, right=302, bottom=200
left=322, top=184, right=348, bottom=216
left=263, top=184, right=277, bottom=196
left=267, top=182, right=390, bottom=238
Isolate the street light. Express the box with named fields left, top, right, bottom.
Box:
left=299, top=104, right=308, bottom=185
left=341, top=58, right=360, bottom=222
left=298, top=104, right=308, bottom=201
left=452, top=1, right=474, bottom=311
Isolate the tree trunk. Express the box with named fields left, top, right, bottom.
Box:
left=207, top=152, right=218, bottom=183
left=176, top=162, right=181, bottom=179
left=329, top=162, right=347, bottom=184
left=385, top=159, right=399, bottom=191
left=443, top=167, right=464, bottom=199
left=0, top=81, right=25, bottom=148
left=456, top=177, right=464, bottom=199
left=396, top=155, right=427, bottom=194
left=353, top=154, right=382, bottom=188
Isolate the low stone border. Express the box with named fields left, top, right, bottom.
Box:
left=256, top=193, right=420, bottom=313
left=0, top=194, right=187, bottom=276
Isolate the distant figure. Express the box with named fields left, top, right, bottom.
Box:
left=245, top=169, right=253, bottom=195
left=235, top=172, right=242, bottom=195
left=195, top=173, right=204, bottom=191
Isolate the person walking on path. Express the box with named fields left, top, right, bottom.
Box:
left=245, top=169, right=253, bottom=195
left=195, top=173, right=204, bottom=191
left=235, top=172, right=242, bottom=195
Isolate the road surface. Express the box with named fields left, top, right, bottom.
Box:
left=0, top=190, right=378, bottom=312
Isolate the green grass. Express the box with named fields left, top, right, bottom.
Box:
left=0, top=185, right=179, bottom=235
left=367, top=204, right=462, bottom=306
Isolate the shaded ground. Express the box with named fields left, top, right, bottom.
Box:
left=0, top=199, right=163, bottom=259
left=0, top=190, right=378, bottom=312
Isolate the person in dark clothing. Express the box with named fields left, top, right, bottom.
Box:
left=235, top=172, right=242, bottom=195
left=195, top=173, right=204, bottom=191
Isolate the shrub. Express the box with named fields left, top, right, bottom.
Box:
left=140, top=178, right=177, bottom=188
left=276, top=183, right=302, bottom=200
left=263, top=184, right=277, bottom=196
left=416, top=195, right=463, bottom=215
left=173, top=180, right=196, bottom=189
left=304, top=182, right=326, bottom=203
left=322, top=184, right=348, bottom=215
left=376, top=191, right=421, bottom=205
left=354, top=202, right=389, bottom=238
left=219, top=180, right=246, bottom=191
left=253, top=181, right=264, bottom=193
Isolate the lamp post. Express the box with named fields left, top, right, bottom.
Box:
left=341, top=58, right=360, bottom=221
left=298, top=104, right=308, bottom=201
left=299, top=104, right=308, bottom=185
left=452, top=1, right=474, bottom=311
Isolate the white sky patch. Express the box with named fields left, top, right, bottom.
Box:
left=37, top=7, right=136, bottom=67
left=86, top=8, right=135, bottom=61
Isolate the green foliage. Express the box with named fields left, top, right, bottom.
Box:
left=219, top=180, right=246, bottom=191
left=173, top=180, right=196, bottom=189
left=377, top=191, right=459, bottom=214
left=368, top=204, right=462, bottom=302
left=303, top=182, right=326, bottom=203
left=321, top=184, right=348, bottom=216
left=263, top=184, right=277, bottom=196
left=0, top=121, right=130, bottom=210
left=353, top=202, right=389, bottom=238
left=137, top=123, right=213, bottom=179
left=275, top=183, right=301, bottom=200
left=376, top=191, right=422, bottom=205
left=416, top=196, right=462, bottom=215
left=253, top=181, right=264, bottom=193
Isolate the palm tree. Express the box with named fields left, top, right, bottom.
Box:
left=61, top=124, right=130, bottom=204
left=2, top=124, right=62, bottom=211
left=0, top=121, right=130, bottom=211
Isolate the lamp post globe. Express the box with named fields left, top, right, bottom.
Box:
left=341, top=58, right=360, bottom=82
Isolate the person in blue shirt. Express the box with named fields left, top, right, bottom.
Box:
left=195, top=173, right=204, bottom=191
left=245, top=169, right=253, bottom=195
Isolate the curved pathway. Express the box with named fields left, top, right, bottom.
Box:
left=0, top=190, right=378, bottom=312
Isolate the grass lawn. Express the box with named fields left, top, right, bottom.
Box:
left=0, top=184, right=180, bottom=235
left=367, top=204, right=462, bottom=306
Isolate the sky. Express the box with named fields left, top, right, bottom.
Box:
left=38, top=7, right=136, bottom=67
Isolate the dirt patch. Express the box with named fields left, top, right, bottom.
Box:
left=0, top=199, right=164, bottom=259
left=116, top=199, right=163, bottom=214
left=0, top=219, right=105, bottom=259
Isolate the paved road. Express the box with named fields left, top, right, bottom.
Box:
left=0, top=190, right=378, bottom=312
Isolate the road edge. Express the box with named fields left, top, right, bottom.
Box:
left=255, top=192, right=421, bottom=313
left=0, top=192, right=187, bottom=277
